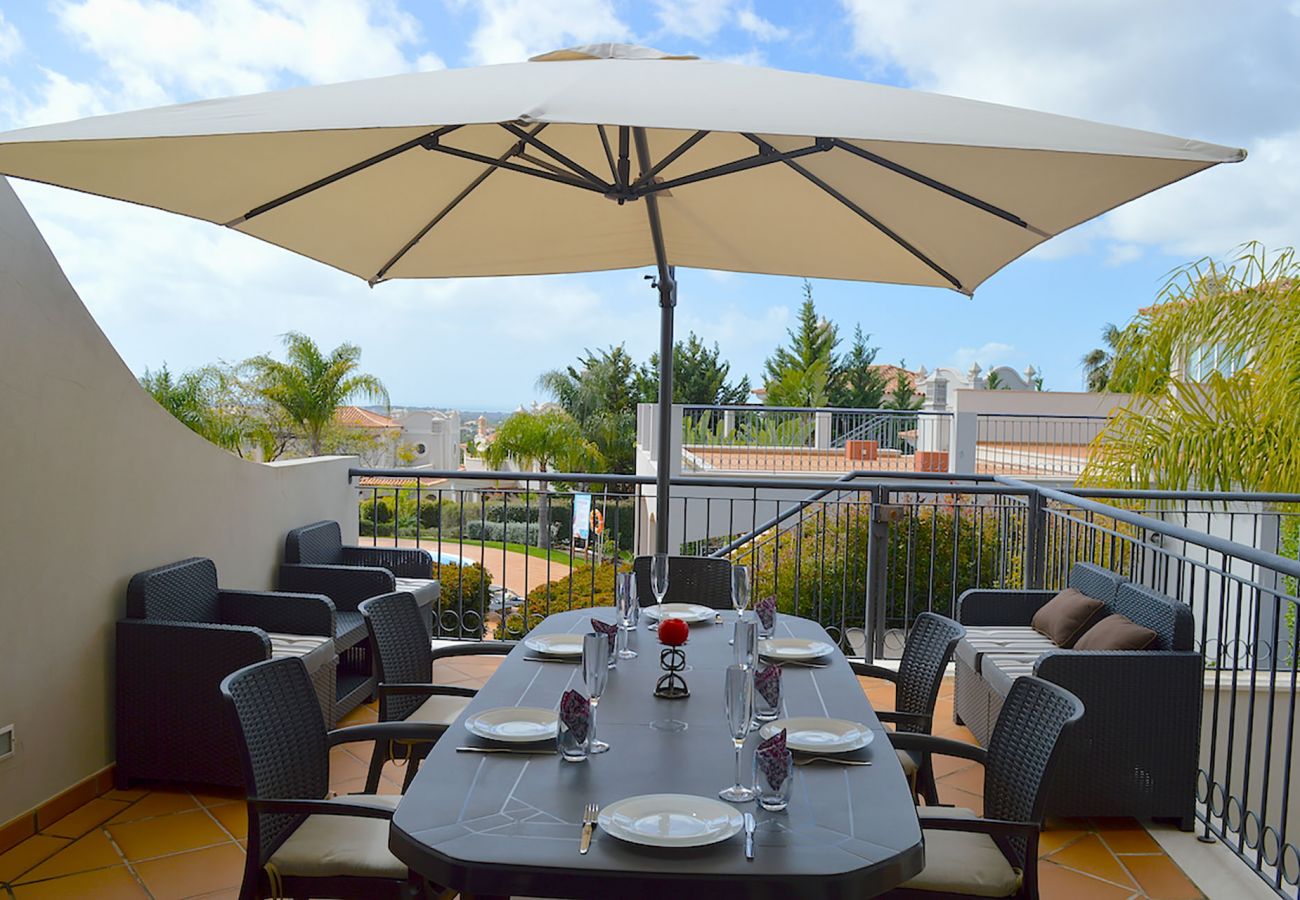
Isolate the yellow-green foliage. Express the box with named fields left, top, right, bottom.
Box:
left=501, top=562, right=623, bottom=638
left=433, top=562, right=493, bottom=612
left=1083, top=243, right=1300, bottom=493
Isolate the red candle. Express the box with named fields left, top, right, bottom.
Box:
left=657, top=617, right=689, bottom=646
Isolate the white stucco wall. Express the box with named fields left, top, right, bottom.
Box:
left=0, top=179, right=358, bottom=825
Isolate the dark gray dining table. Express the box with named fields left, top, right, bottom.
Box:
left=390, top=608, right=924, bottom=899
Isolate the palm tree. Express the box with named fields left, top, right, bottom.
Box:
left=1081, top=323, right=1127, bottom=392
left=484, top=408, right=602, bottom=548
left=247, top=332, right=388, bottom=456
left=1082, top=243, right=1300, bottom=493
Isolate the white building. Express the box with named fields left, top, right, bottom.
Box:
left=389, top=408, right=461, bottom=470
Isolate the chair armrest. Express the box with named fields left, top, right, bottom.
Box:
left=849, top=661, right=899, bottom=683
left=117, top=619, right=271, bottom=668
left=278, top=564, right=395, bottom=612
left=917, top=813, right=1037, bottom=841
left=342, top=545, right=433, bottom=578
left=327, top=721, right=448, bottom=748
left=956, top=588, right=1057, bottom=625
left=888, top=732, right=988, bottom=766
left=876, top=709, right=932, bottom=731
left=218, top=590, right=335, bottom=637
left=379, top=683, right=478, bottom=700
left=430, top=641, right=516, bottom=661
left=249, top=798, right=394, bottom=820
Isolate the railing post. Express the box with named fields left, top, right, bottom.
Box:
left=723, top=409, right=735, bottom=439
left=864, top=486, right=898, bottom=662
left=1025, top=488, right=1047, bottom=590
left=951, top=411, right=978, bottom=474
left=814, top=410, right=832, bottom=450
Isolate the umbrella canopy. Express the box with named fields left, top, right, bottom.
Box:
left=0, top=44, right=1245, bottom=549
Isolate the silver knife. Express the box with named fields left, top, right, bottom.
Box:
left=744, top=813, right=756, bottom=861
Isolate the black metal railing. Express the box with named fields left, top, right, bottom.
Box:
left=350, top=465, right=1300, bottom=897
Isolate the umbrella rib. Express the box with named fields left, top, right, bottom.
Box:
left=370, top=125, right=543, bottom=284
left=228, top=124, right=463, bottom=226
left=631, top=130, right=710, bottom=189
left=498, top=122, right=612, bottom=191
left=597, top=125, right=618, bottom=184
left=640, top=139, right=832, bottom=195
left=744, top=134, right=965, bottom=292
left=421, top=138, right=606, bottom=194
left=831, top=139, right=1047, bottom=236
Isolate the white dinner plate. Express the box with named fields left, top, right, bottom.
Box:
left=759, top=717, right=874, bottom=754
left=758, top=637, right=835, bottom=660
left=464, top=707, right=558, bottom=743
left=524, top=633, right=586, bottom=656
left=598, top=794, right=745, bottom=848
left=642, top=603, right=716, bottom=623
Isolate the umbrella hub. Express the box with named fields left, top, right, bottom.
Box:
left=529, top=44, right=698, bottom=62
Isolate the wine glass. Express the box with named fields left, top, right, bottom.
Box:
left=650, top=553, right=670, bottom=610
left=729, top=564, right=751, bottom=644
left=733, top=619, right=757, bottom=670
left=582, top=633, right=610, bottom=754
left=719, top=664, right=757, bottom=801
left=615, top=572, right=638, bottom=658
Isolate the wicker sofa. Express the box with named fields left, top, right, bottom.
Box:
left=277, top=520, right=440, bottom=718
left=954, top=562, right=1202, bottom=828
left=116, top=557, right=338, bottom=788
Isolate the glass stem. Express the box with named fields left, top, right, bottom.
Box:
left=734, top=740, right=743, bottom=788
left=590, top=699, right=598, bottom=743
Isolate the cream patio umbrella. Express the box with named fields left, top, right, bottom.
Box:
left=0, top=44, right=1245, bottom=549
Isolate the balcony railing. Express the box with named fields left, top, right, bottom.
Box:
left=353, top=465, right=1300, bottom=897
left=665, top=403, right=1112, bottom=480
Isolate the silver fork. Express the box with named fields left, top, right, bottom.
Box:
left=793, top=756, right=873, bottom=766
left=579, top=802, right=599, bottom=854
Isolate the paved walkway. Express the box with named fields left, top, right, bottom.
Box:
left=373, top=536, right=571, bottom=597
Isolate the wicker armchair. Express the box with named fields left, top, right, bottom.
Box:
left=116, top=557, right=337, bottom=789
left=852, top=612, right=965, bottom=805
left=632, top=555, right=732, bottom=609
left=221, top=656, right=442, bottom=900
left=278, top=520, right=441, bottom=718
left=359, top=592, right=505, bottom=792
left=885, top=676, right=1084, bottom=899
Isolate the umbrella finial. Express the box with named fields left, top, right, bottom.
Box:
left=529, top=44, right=698, bottom=62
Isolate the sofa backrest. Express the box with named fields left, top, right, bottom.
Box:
left=125, top=556, right=220, bottom=623
left=1066, top=562, right=1125, bottom=604
left=284, top=520, right=343, bottom=566
left=1111, top=582, right=1195, bottom=651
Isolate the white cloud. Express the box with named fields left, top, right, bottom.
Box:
left=735, top=6, right=787, bottom=42
left=0, top=11, right=21, bottom=61
left=54, top=0, right=424, bottom=104
left=455, top=0, right=629, bottom=65
left=840, top=0, right=1300, bottom=260
left=653, top=0, right=732, bottom=40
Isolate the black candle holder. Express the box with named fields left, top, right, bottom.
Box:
left=654, top=646, right=690, bottom=699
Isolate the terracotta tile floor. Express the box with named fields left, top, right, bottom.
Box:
left=0, top=662, right=1204, bottom=899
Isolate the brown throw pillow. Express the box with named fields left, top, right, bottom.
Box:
left=1030, top=588, right=1105, bottom=648
left=1074, top=614, right=1157, bottom=651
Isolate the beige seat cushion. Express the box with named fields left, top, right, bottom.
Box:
left=897, top=748, right=919, bottom=778
left=955, top=626, right=1056, bottom=673
left=901, top=807, right=1022, bottom=898
left=269, top=794, right=405, bottom=880
left=266, top=633, right=334, bottom=674
left=408, top=692, right=473, bottom=726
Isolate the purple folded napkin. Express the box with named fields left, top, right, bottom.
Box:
left=754, top=663, right=782, bottom=707
left=560, top=689, right=590, bottom=743
left=591, top=618, right=617, bottom=653
left=756, top=728, right=790, bottom=789
left=756, top=595, right=777, bottom=630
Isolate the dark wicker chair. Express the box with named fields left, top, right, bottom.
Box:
left=632, top=555, right=732, bottom=609
left=956, top=566, right=1201, bottom=828
left=885, top=676, right=1084, bottom=899
left=221, top=656, right=442, bottom=900
left=278, top=521, right=440, bottom=719
left=116, top=557, right=337, bottom=789
left=852, top=612, right=965, bottom=805
left=359, top=592, right=512, bottom=792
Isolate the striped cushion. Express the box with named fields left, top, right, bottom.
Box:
left=955, top=626, right=1056, bottom=673
left=267, top=633, right=335, bottom=675
left=982, top=654, right=1038, bottom=697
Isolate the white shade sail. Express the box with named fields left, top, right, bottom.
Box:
left=0, top=47, right=1244, bottom=294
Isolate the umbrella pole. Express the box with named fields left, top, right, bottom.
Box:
left=633, top=127, right=678, bottom=554
left=653, top=267, right=676, bottom=553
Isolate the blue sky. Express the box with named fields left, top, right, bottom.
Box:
left=0, top=0, right=1296, bottom=408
